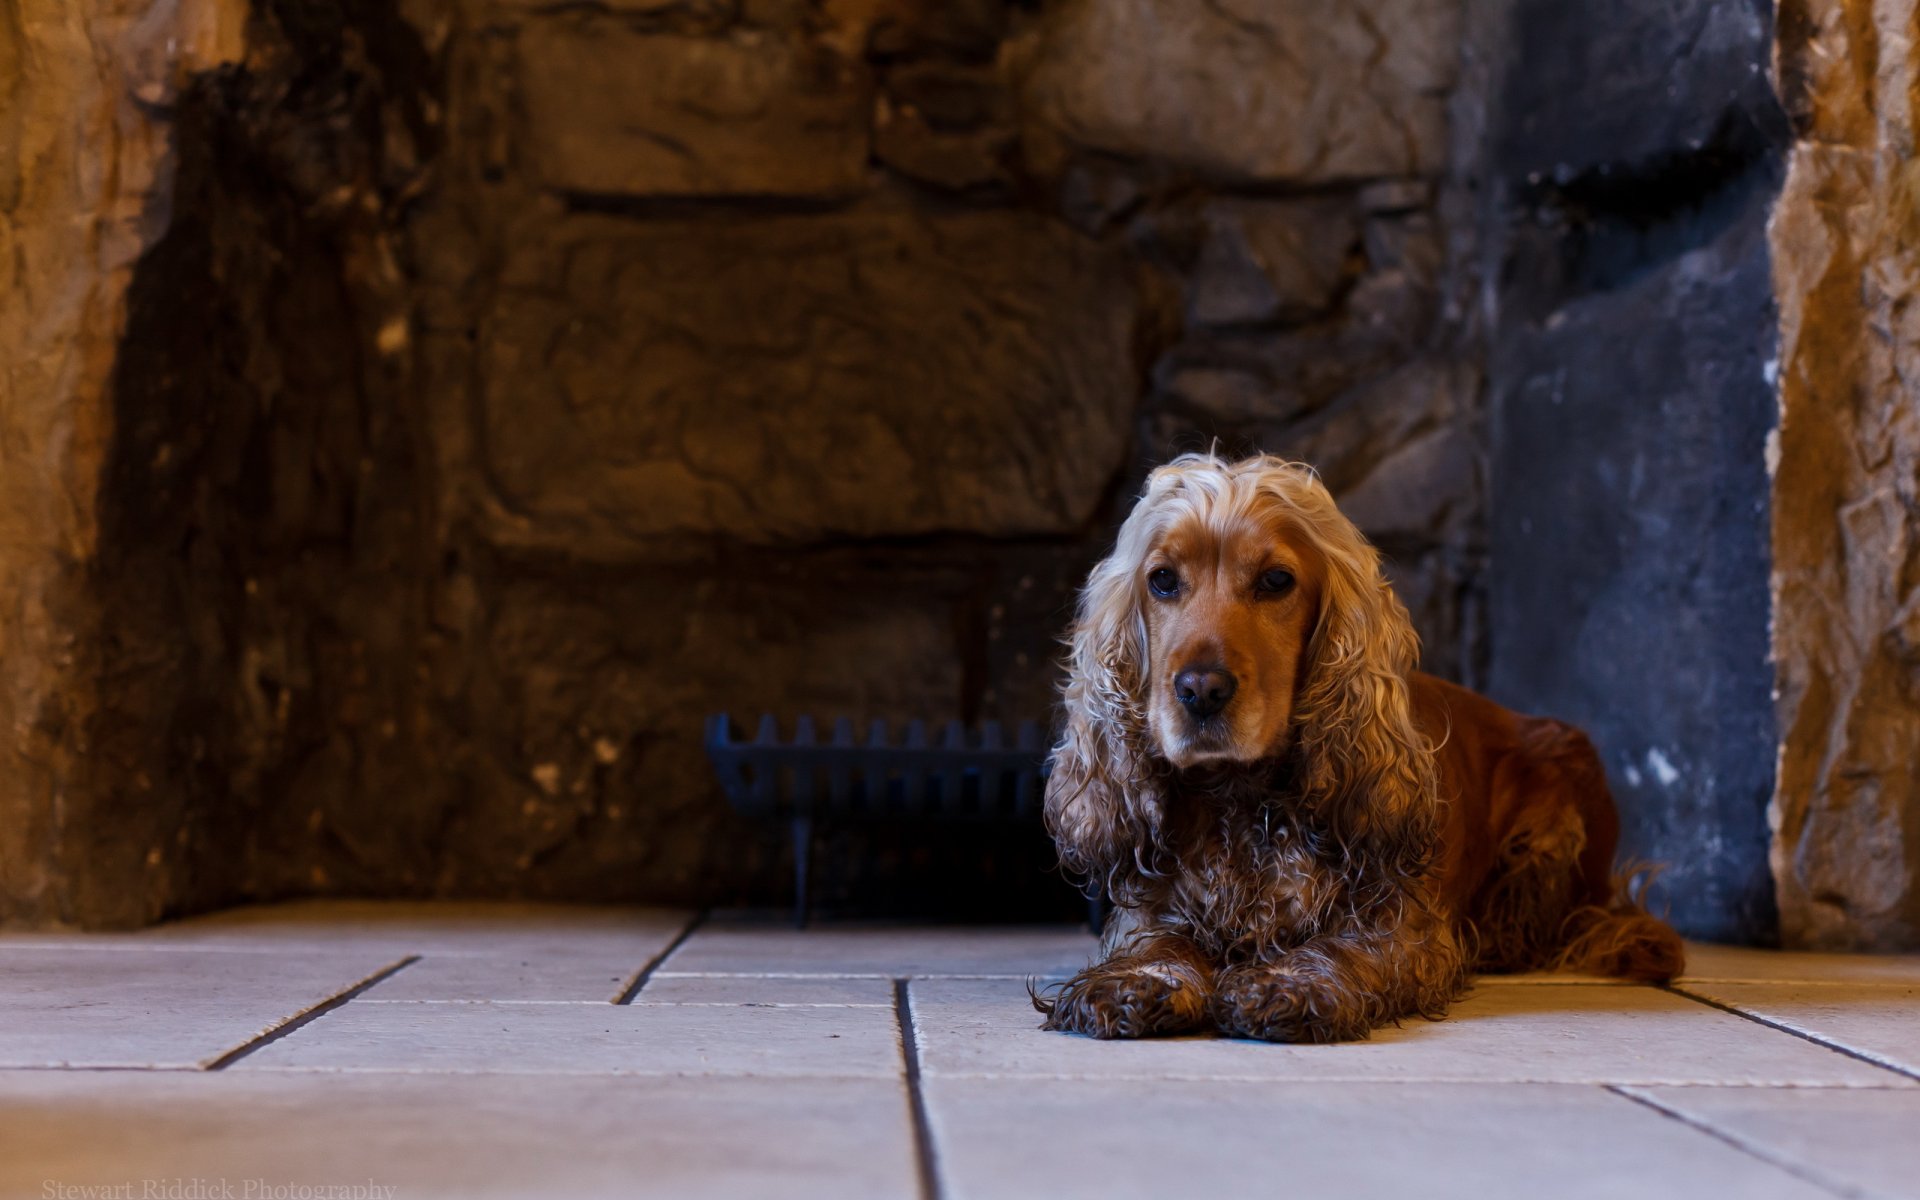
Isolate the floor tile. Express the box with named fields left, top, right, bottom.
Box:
left=661, top=919, right=1096, bottom=978
left=910, top=977, right=1909, bottom=1085
left=1674, top=980, right=1920, bottom=1077
left=356, top=951, right=640, bottom=1003
left=236, top=997, right=903, bottom=1077
left=0, top=948, right=408, bottom=1070
left=1683, top=942, right=1920, bottom=985
left=638, top=975, right=894, bottom=1006
left=1627, top=1084, right=1920, bottom=1200
left=0, top=1068, right=918, bottom=1200
left=925, top=1079, right=1831, bottom=1200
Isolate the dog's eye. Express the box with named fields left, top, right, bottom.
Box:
left=1148, top=568, right=1181, bottom=598
left=1256, top=568, right=1296, bottom=595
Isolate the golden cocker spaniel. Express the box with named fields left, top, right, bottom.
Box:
left=1035, top=453, right=1683, bottom=1043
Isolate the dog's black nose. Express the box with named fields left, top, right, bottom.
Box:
left=1174, top=666, right=1237, bottom=718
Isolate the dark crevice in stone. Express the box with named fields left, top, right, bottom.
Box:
left=1506, top=105, right=1789, bottom=298
left=85, top=0, right=442, bottom=925
left=560, top=190, right=861, bottom=219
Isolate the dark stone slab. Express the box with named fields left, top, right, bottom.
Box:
left=1487, top=181, right=1781, bottom=943
left=1499, top=0, right=1778, bottom=177
left=1484, top=0, right=1787, bottom=943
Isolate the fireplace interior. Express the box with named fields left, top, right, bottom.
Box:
left=3, top=0, right=1915, bottom=950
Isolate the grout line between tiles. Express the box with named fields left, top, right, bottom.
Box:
left=1661, top=983, right=1920, bottom=1084
left=894, top=979, right=944, bottom=1200
left=1608, top=1085, right=1867, bottom=1200
left=202, top=956, right=420, bottom=1070
left=613, top=910, right=708, bottom=1004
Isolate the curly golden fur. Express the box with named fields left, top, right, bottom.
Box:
left=1035, top=454, right=1683, bottom=1043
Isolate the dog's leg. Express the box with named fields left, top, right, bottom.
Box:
left=1035, top=929, right=1215, bottom=1039
left=1467, top=795, right=1587, bottom=974
left=1210, top=905, right=1465, bottom=1043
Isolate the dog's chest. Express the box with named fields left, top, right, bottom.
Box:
left=1168, top=809, right=1341, bottom=953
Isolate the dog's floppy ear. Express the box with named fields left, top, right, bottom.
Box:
left=1288, top=494, right=1439, bottom=877
left=1044, top=487, right=1172, bottom=901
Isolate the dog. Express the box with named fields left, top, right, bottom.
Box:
left=1033, top=453, right=1684, bottom=1043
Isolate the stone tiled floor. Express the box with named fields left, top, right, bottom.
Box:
left=2, top=904, right=1917, bottom=1199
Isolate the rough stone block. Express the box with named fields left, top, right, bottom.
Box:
left=1768, top=0, right=1920, bottom=951
left=473, top=210, right=1142, bottom=554
left=1021, top=0, right=1460, bottom=183
left=516, top=20, right=872, bottom=198
left=1186, top=198, right=1358, bottom=328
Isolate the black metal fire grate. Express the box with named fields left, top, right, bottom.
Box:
left=705, top=714, right=1053, bottom=925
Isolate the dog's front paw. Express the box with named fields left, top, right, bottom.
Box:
left=1209, top=963, right=1374, bottom=1044
left=1036, top=961, right=1211, bottom=1039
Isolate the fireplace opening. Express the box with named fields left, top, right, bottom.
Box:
left=5, top=0, right=1914, bottom=950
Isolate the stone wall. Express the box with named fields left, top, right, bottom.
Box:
left=0, top=0, right=1490, bottom=925
left=1769, top=0, right=1920, bottom=950
left=376, top=0, right=1487, bottom=912
left=33, top=0, right=1906, bottom=939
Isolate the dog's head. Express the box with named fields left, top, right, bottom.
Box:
left=1133, top=465, right=1322, bottom=770
left=1044, top=454, right=1435, bottom=893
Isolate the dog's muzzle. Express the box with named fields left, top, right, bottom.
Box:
left=1174, top=666, right=1237, bottom=720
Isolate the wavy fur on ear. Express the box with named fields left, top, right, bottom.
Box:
left=1260, top=461, right=1440, bottom=877
left=1043, top=472, right=1185, bottom=902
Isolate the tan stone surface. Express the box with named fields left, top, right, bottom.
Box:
left=0, top=1070, right=922, bottom=1200
left=910, top=977, right=1908, bottom=1085
left=928, top=1079, right=1836, bottom=1200
left=356, top=954, right=640, bottom=1003
left=0, top=947, right=407, bottom=1068
left=4, top=903, right=695, bottom=1001
left=515, top=18, right=872, bottom=199
left=236, top=997, right=903, bottom=1076
left=658, top=919, right=1097, bottom=978
left=635, top=975, right=894, bottom=1005
left=1627, top=1085, right=1920, bottom=1200
left=0, top=0, right=244, bottom=927
left=1675, top=980, right=1920, bottom=1076
left=1769, top=0, right=1920, bottom=949
left=12, top=910, right=1920, bottom=1199
left=1021, top=0, right=1461, bottom=183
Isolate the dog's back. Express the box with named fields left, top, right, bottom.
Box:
left=1410, top=673, right=1685, bottom=981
